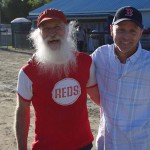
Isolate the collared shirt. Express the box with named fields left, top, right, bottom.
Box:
left=91, top=43, right=150, bottom=150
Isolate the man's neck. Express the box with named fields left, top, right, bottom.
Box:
left=114, top=46, right=138, bottom=64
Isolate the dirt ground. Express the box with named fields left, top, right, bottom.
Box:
left=0, top=48, right=100, bottom=150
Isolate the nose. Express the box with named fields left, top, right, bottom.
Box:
left=121, top=31, right=132, bottom=41
left=48, top=27, right=57, bottom=35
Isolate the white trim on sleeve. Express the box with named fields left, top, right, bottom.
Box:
left=17, top=69, right=33, bottom=100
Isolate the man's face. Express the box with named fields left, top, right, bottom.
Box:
left=110, top=21, right=143, bottom=54
left=40, top=20, right=66, bottom=50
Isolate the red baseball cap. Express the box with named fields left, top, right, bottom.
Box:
left=37, top=8, right=67, bottom=27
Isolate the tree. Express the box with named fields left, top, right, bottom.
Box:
left=0, top=0, right=10, bottom=23
left=1, top=0, right=31, bottom=23
left=1, top=0, right=53, bottom=23
left=28, top=0, right=52, bottom=10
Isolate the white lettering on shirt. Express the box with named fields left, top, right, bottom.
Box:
left=52, top=78, right=81, bottom=105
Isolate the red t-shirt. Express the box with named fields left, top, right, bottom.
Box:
left=18, top=52, right=95, bottom=150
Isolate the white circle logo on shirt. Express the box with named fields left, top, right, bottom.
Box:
left=52, top=78, right=81, bottom=106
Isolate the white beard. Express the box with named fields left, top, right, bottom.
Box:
left=29, top=24, right=77, bottom=77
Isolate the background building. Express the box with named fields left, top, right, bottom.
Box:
left=27, top=0, right=150, bottom=51
left=28, top=0, right=150, bottom=31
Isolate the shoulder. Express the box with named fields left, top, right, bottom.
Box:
left=91, top=44, right=113, bottom=59
left=75, top=51, right=91, bottom=60
left=22, top=54, right=38, bottom=72
left=94, top=44, right=113, bottom=54
left=141, top=48, right=150, bottom=60
left=74, top=51, right=92, bottom=66
left=141, top=48, right=150, bottom=54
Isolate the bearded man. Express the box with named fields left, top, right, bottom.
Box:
left=14, top=8, right=100, bottom=150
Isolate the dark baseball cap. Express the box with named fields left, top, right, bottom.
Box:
left=112, top=6, right=143, bottom=28
left=37, top=8, right=67, bottom=27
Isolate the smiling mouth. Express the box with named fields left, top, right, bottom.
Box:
left=48, top=40, right=60, bottom=45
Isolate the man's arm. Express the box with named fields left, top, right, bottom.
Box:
left=87, top=85, right=100, bottom=106
left=87, top=58, right=100, bottom=105
left=15, top=95, right=31, bottom=150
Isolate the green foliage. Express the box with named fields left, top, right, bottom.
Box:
left=28, top=0, right=43, bottom=8
left=45, top=0, right=53, bottom=3
left=0, top=0, right=53, bottom=23
left=1, top=0, right=31, bottom=23
left=28, top=0, right=52, bottom=9
left=0, top=0, right=9, bottom=8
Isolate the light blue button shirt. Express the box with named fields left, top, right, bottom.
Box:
left=91, top=43, right=150, bottom=150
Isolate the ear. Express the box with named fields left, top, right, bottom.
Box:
left=139, top=29, right=144, bottom=37
left=110, top=25, right=113, bottom=37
